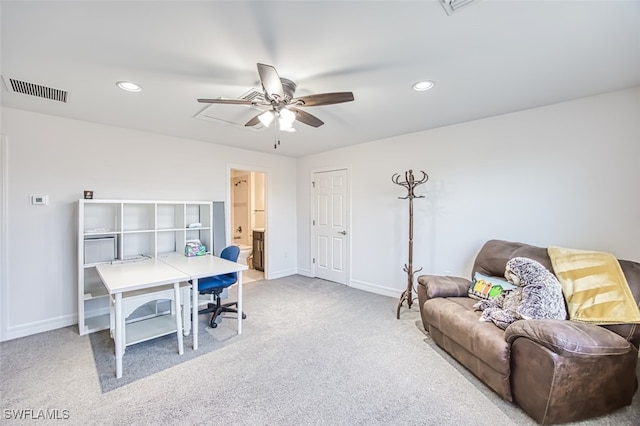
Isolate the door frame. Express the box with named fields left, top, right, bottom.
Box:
left=0, top=135, right=7, bottom=341
left=226, top=163, right=270, bottom=279
left=310, top=165, right=351, bottom=285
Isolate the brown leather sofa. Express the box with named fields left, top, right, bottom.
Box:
left=417, top=240, right=640, bottom=424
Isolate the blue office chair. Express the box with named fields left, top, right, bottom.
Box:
left=197, top=245, right=246, bottom=328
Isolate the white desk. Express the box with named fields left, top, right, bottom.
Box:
left=158, top=252, right=248, bottom=350
left=95, top=258, right=190, bottom=378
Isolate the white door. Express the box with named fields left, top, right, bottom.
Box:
left=313, top=169, right=348, bottom=285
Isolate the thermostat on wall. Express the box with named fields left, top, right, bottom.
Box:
left=30, top=194, right=49, bottom=205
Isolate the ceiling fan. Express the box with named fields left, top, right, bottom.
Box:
left=197, top=63, right=354, bottom=131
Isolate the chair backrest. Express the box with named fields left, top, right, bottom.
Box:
left=221, top=245, right=240, bottom=262
left=220, top=245, right=241, bottom=282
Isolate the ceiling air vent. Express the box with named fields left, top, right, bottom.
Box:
left=2, top=76, right=68, bottom=103
left=439, top=0, right=479, bottom=15
left=241, top=88, right=265, bottom=103
left=194, top=88, right=266, bottom=130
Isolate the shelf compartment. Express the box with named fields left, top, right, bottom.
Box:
left=84, top=235, right=117, bottom=264
left=84, top=202, right=121, bottom=233
left=121, top=233, right=154, bottom=258
left=83, top=313, right=110, bottom=334
left=83, top=268, right=109, bottom=297
left=186, top=203, right=211, bottom=230
left=84, top=288, right=109, bottom=300
left=125, top=314, right=179, bottom=346
left=157, top=203, right=185, bottom=231
left=123, top=203, right=155, bottom=232
left=157, top=231, right=180, bottom=256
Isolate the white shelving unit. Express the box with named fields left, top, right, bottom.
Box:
left=77, top=199, right=214, bottom=335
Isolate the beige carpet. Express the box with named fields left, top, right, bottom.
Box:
left=1, top=275, right=638, bottom=425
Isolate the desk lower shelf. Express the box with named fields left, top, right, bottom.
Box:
left=125, top=314, right=179, bottom=346
left=84, top=314, right=110, bottom=334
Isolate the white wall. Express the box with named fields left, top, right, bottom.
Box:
left=1, top=107, right=297, bottom=340
left=297, top=87, right=640, bottom=297
left=3, top=87, right=639, bottom=340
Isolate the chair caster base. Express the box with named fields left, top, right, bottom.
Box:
left=208, top=311, right=246, bottom=329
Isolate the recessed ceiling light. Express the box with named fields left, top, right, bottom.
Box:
left=412, top=80, right=435, bottom=92
left=116, top=81, right=142, bottom=92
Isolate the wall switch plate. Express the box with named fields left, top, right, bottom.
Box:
left=31, top=194, right=48, bottom=205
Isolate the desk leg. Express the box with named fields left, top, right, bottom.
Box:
left=173, top=282, right=184, bottom=355
left=114, top=292, right=123, bottom=379
left=182, top=286, right=191, bottom=336
left=192, top=278, right=199, bottom=350
left=237, top=271, right=243, bottom=335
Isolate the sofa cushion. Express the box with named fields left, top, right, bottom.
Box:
left=422, top=297, right=510, bottom=375
left=506, top=319, right=633, bottom=357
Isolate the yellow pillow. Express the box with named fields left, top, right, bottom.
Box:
left=548, top=246, right=640, bottom=325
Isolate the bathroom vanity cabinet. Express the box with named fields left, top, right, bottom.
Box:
left=253, top=230, right=264, bottom=271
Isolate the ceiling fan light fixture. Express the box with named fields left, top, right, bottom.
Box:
left=279, top=117, right=295, bottom=131
left=116, top=81, right=142, bottom=92
left=279, top=108, right=295, bottom=125
left=258, top=110, right=275, bottom=127
left=412, top=80, right=435, bottom=92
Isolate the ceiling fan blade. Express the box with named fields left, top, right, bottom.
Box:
left=197, top=98, right=257, bottom=105
left=244, top=112, right=262, bottom=127
left=257, top=63, right=284, bottom=101
left=290, top=107, right=324, bottom=128
left=291, top=92, right=354, bottom=107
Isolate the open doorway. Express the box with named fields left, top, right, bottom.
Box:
left=230, top=168, right=266, bottom=283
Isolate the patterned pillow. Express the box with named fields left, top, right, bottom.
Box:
left=468, top=272, right=516, bottom=300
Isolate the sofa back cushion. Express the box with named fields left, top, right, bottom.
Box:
left=620, top=260, right=640, bottom=305
left=472, top=240, right=552, bottom=279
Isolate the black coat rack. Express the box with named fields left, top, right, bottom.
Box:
left=392, top=169, right=428, bottom=319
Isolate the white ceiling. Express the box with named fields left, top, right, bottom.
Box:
left=1, top=1, right=639, bottom=158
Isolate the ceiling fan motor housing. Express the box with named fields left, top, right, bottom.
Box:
left=280, top=78, right=296, bottom=102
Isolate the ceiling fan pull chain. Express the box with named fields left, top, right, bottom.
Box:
left=273, top=126, right=279, bottom=149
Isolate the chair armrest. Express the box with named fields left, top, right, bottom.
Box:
left=505, top=319, right=633, bottom=357
left=417, top=275, right=470, bottom=299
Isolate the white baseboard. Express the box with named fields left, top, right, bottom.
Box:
left=267, top=267, right=298, bottom=280
left=293, top=270, right=401, bottom=298
left=296, top=268, right=313, bottom=277
left=3, top=313, right=77, bottom=342
left=349, top=279, right=402, bottom=298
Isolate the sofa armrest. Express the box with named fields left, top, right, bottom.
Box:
left=417, top=275, right=470, bottom=299
left=505, top=319, right=633, bottom=357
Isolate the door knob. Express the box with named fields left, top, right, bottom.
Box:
left=338, top=230, right=347, bottom=235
